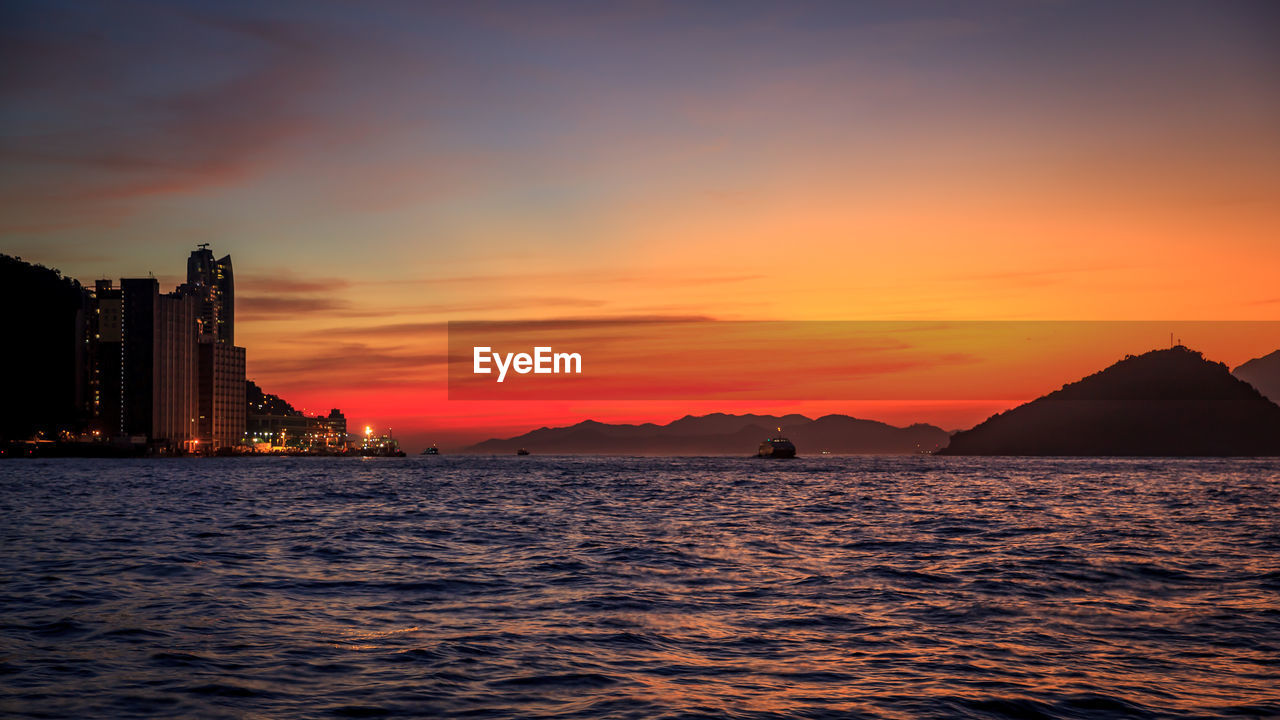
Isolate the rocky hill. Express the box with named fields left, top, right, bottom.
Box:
left=940, top=346, right=1280, bottom=456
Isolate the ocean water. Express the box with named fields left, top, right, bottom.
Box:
left=1, top=456, right=1278, bottom=719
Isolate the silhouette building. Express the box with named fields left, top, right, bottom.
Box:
left=244, top=381, right=349, bottom=452
left=183, top=244, right=235, bottom=344
left=198, top=341, right=246, bottom=449
left=89, top=246, right=247, bottom=451
left=179, top=246, right=245, bottom=450
left=92, top=278, right=199, bottom=450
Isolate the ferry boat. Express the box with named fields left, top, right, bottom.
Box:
left=516, top=448, right=530, bottom=456
left=421, top=445, right=439, bottom=455
left=757, top=429, right=796, bottom=458
left=357, top=429, right=406, bottom=457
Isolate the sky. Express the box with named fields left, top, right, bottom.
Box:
left=2, top=1, right=1278, bottom=449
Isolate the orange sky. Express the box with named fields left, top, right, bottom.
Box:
left=3, top=3, right=1278, bottom=450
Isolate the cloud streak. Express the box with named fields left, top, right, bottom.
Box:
left=0, top=7, right=329, bottom=231
left=238, top=296, right=348, bottom=317
left=237, top=272, right=353, bottom=294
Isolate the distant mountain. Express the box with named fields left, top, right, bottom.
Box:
left=941, top=346, right=1280, bottom=456
left=463, top=412, right=949, bottom=455
left=1233, top=350, right=1280, bottom=405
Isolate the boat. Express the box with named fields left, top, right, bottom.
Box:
left=516, top=448, right=530, bottom=455
left=757, top=428, right=796, bottom=458
left=355, top=429, right=406, bottom=457
left=421, top=445, right=439, bottom=455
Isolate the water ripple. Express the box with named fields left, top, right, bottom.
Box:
left=1, top=456, right=1278, bottom=718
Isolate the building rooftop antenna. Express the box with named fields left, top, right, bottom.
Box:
left=197, top=243, right=210, bottom=250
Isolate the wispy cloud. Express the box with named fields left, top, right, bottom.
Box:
left=238, top=296, right=348, bottom=317
left=311, top=313, right=719, bottom=339
left=237, top=272, right=352, bottom=294
left=447, top=314, right=716, bottom=332
left=404, top=271, right=767, bottom=288
left=0, top=7, right=329, bottom=231
left=315, top=322, right=444, bottom=338
left=251, top=344, right=446, bottom=375
left=247, top=341, right=445, bottom=392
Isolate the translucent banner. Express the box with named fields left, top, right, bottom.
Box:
left=447, top=320, right=1280, bottom=401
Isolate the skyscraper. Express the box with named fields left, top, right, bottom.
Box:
left=93, top=278, right=198, bottom=451
left=184, top=243, right=235, bottom=345
left=180, top=245, right=245, bottom=450
left=88, top=246, right=247, bottom=451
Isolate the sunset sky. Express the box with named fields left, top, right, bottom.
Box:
left=3, top=1, right=1278, bottom=449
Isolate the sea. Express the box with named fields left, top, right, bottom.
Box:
left=1, top=456, right=1277, bottom=719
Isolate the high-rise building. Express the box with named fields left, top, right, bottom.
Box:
left=180, top=245, right=246, bottom=451
left=94, top=278, right=198, bottom=451
left=155, top=289, right=199, bottom=447
left=87, top=246, right=246, bottom=452
left=198, top=342, right=246, bottom=449
left=93, top=279, right=124, bottom=437
left=184, top=244, right=235, bottom=345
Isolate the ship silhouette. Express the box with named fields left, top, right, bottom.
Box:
left=757, top=428, right=796, bottom=458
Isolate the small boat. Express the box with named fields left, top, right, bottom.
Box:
left=757, top=428, right=796, bottom=458
left=421, top=445, right=439, bottom=455
left=516, top=448, right=530, bottom=456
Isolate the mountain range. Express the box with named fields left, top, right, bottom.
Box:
left=464, top=346, right=1280, bottom=457
left=462, top=413, right=949, bottom=455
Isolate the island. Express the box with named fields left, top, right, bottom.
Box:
left=940, top=346, right=1280, bottom=456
